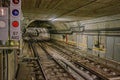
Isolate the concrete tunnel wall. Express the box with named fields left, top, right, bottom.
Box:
left=22, top=14, right=120, bottom=61
left=51, top=14, right=120, bottom=61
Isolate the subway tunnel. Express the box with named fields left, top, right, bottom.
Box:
left=0, top=0, right=120, bottom=80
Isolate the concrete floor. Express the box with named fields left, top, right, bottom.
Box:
left=17, top=62, right=33, bottom=80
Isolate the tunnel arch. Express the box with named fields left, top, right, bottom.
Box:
left=27, top=20, right=56, bottom=30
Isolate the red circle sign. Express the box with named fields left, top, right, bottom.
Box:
left=12, top=0, right=19, bottom=4
left=12, top=21, right=19, bottom=27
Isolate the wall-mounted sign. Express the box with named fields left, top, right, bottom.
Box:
left=0, top=7, right=8, bottom=40
left=10, top=0, right=21, bottom=40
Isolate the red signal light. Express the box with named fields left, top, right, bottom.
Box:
left=12, top=21, right=19, bottom=27
left=12, top=0, right=19, bottom=4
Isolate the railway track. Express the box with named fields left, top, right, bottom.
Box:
left=44, top=42, right=120, bottom=80
left=17, top=42, right=35, bottom=80
left=18, top=41, right=46, bottom=80
left=29, top=42, right=47, bottom=80
left=38, top=42, right=98, bottom=80
left=21, top=41, right=120, bottom=80
left=31, top=42, right=77, bottom=80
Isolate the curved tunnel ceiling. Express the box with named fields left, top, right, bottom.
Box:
left=27, top=20, right=70, bottom=30
left=22, top=0, right=120, bottom=21
left=22, top=0, right=120, bottom=30
left=28, top=20, right=55, bottom=29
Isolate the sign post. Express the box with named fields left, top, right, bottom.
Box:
left=0, top=7, right=8, bottom=41
left=10, top=0, right=21, bottom=40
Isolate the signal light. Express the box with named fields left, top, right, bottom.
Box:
left=12, top=0, right=19, bottom=4
left=12, top=9, right=19, bottom=16
left=12, top=21, right=19, bottom=27
left=10, top=0, right=21, bottom=40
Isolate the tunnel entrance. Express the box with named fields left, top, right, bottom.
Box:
left=23, top=20, right=54, bottom=41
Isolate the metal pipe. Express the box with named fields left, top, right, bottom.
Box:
left=81, top=18, right=120, bottom=25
